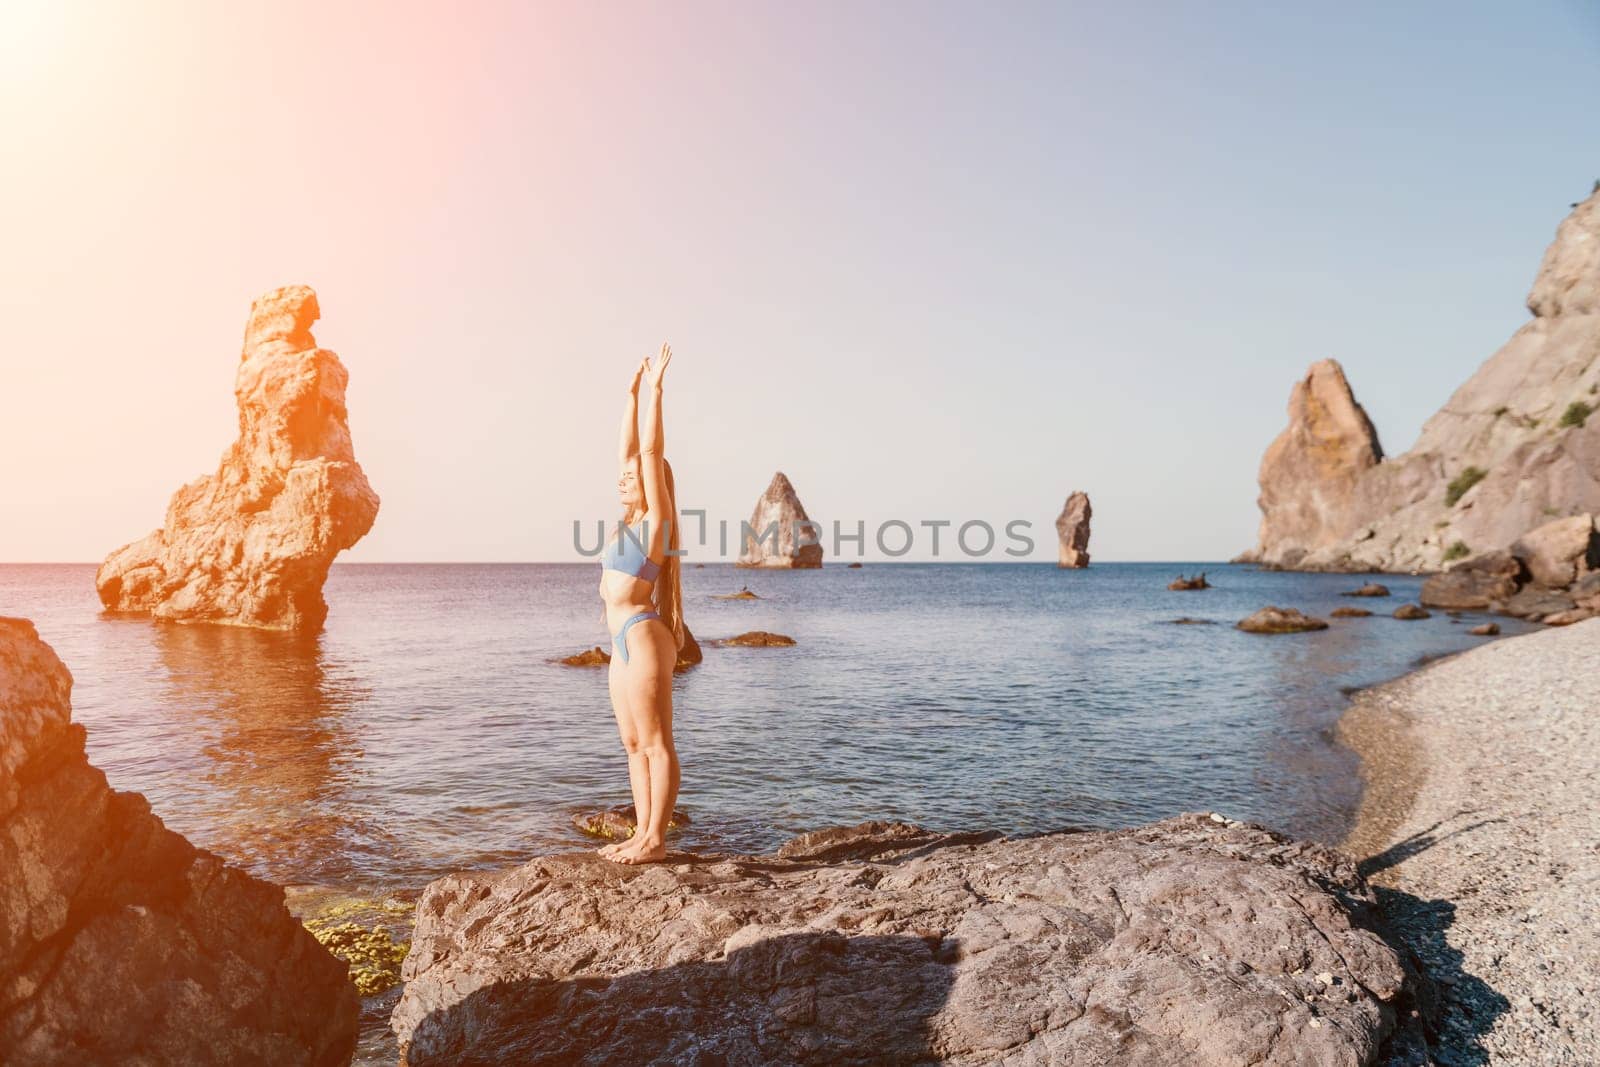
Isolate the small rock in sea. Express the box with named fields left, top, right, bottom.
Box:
left=714, top=587, right=761, bottom=600
left=1170, top=617, right=1215, bottom=625
left=1341, top=583, right=1391, bottom=598
left=1468, top=622, right=1500, bottom=636
left=1330, top=607, right=1372, bottom=618
left=722, top=630, right=796, bottom=647
left=1168, top=573, right=1211, bottom=590
left=560, top=646, right=611, bottom=667
left=1237, top=606, right=1329, bottom=633
left=1393, top=603, right=1431, bottom=620
left=572, top=804, right=690, bottom=840
left=847, top=562, right=864, bottom=568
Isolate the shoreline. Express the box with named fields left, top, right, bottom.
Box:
left=1335, top=618, right=1599, bottom=1064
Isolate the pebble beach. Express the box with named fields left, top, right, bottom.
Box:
left=1339, top=618, right=1600, bottom=1065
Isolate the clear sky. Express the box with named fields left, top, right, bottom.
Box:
left=2, top=1, right=1597, bottom=562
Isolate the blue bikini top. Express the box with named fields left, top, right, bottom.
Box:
left=601, top=520, right=661, bottom=583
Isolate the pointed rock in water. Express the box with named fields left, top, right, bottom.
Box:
left=0, top=617, right=357, bottom=1063
left=737, top=471, right=823, bottom=568
left=560, top=646, right=612, bottom=667
left=1055, top=491, right=1092, bottom=568
left=1236, top=606, right=1329, bottom=633
left=1241, top=189, right=1600, bottom=572
left=1239, top=359, right=1384, bottom=571
left=392, top=814, right=1412, bottom=1066
left=95, top=286, right=380, bottom=630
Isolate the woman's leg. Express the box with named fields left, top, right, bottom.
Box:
left=602, top=652, right=653, bottom=857
left=617, top=621, right=680, bottom=864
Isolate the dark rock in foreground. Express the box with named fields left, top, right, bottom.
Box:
left=1237, top=606, right=1329, bottom=633
left=0, top=617, right=358, bottom=1065
left=392, top=815, right=1410, bottom=1066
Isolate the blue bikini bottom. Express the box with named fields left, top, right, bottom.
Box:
left=611, top=610, right=660, bottom=665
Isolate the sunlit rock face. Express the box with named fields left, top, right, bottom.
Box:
left=1055, top=490, right=1092, bottom=568
left=0, top=616, right=358, bottom=1065
left=737, top=471, right=823, bottom=568
left=96, top=285, right=380, bottom=630
left=392, top=816, right=1414, bottom=1066
left=1242, top=189, right=1600, bottom=572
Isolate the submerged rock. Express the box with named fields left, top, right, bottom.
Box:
left=721, top=630, right=797, bottom=647
left=1331, top=606, right=1374, bottom=618
left=1055, top=491, right=1092, bottom=568
left=1240, top=190, right=1600, bottom=572
left=714, top=587, right=762, bottom=600
left=95, top=286, right=380, bottom=630
left=0, top=617, right=358, bottom=1064
left=392, top=815, right=1409, bottom=1066
left=1342, top=583, right=1391, bottom=598
left=738, top=472, right=823, bottom=568
left=571, top=804, right=691, bottom=841
left=1169, top=617, right=1215, bottom=625
left=1236, top=606, right=1329, bottom=633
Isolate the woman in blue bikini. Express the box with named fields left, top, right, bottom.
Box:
left=596, top=343, right=686, bottom=864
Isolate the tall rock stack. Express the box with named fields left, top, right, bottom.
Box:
left=96, top=285, right=380, bottom=629
left=0, top=617, right=358, bottom=1064
left=1055, top=491, right=1092, bottom=568
left=737, top=471, right=823, bottom=568
left=1241, top=187, right=1600, bottom=572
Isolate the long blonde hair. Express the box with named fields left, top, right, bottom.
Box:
left=607, top=456, right=686, bottom=652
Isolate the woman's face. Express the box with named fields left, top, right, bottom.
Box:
left=617, top=457, right=644, bottom=508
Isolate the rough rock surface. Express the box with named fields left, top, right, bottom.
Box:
left=1236, top=606, right=1329, bottom=633
left=720, top=630, right=797, bottom=647
left=1244, top=359, right=1386, bottom=568
left=1241, top=190, right=1600, bottom=572
left=392, top=814, right=1412, bottom=1066
left=737, top=472, right=823, bottom=568
left=1422, top=515, right=1599, bottom=623
left=1055, top=491, right=1092, bottom=568
left=0, top=617, right=358, bottom=1065
left=96, top=285, right=380, bottom=630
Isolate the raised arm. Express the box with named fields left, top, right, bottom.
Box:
left=618, top=358, right=646, bottom=466
left=639, top=343, right=672, bottom=551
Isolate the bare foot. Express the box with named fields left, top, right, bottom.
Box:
left=616, top=839, right=667, bottom=864
left=596, top=835, right=634, bottom=858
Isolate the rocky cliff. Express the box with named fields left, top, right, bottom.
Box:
left=392, top=815, right=1416, bottom=1066
left=0, top=617, right=358, bottom=1065
left=96, top=285, right=380, bottom=629
left=1242, top=188, right=1600, bottom=572
left=1055, top=491, right=1092, bottom=567
left=737, top=471, right=823, bottom=568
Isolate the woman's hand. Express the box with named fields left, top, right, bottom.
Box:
left=627, top=357, right=648, bottom=396
left=646, top=342, right=672, bottom=389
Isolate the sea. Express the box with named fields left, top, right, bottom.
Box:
left=0, top=561, right=1531, bottom=1059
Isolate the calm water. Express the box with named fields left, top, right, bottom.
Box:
left=3, top=561, right=1530, bottom=1059
left=1, top=561, right=1528, bottom=895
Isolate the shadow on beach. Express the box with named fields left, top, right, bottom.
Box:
left=401, top=931, right=955, bottom=1066
left=1358, top=815, right=1512, bottom=1066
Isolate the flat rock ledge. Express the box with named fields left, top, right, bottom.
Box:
left=392, top=814, right=1413, bottom=1066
